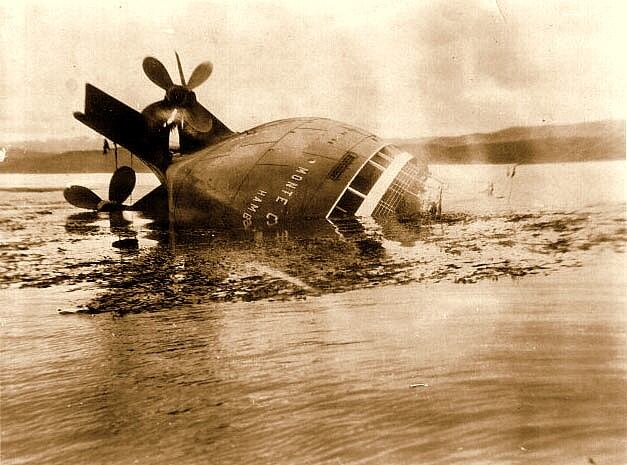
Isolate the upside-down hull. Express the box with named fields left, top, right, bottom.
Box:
left=165, top=118, right=438, bottom=229
left=72, top=85, right=440, bottom=229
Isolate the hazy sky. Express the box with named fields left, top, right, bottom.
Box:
left=1, top=0, right=625, bottom=141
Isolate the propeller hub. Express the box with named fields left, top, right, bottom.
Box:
left=166, top=85, right=195, bottom=107
left=142, top=55, right=215, bottom=134
left=97, top=199, right=120, bottom=212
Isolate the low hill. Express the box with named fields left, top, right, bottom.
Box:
left=0, top=148, right=152, bottom=173
left=392, top=119, right=625, bottom=164
left=3, top=135, right=102, bottom=153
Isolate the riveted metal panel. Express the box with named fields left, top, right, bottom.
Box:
left=166, top=118, right=392, bottom=228
left=232, top=162, right=333, bottom=229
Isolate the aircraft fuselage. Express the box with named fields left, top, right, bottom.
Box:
left=165, top=117, right=430, bottom=229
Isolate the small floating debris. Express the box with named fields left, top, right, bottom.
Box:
left=58, top=306, right=97, bottom=315
left=410, top=383, right=430, bottom=388
left=112, top=238, right=139, bottom=249
left=57, top=308, right=85, bottom=315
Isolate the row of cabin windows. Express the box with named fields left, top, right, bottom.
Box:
left=329, top=145, right=401, bottom=217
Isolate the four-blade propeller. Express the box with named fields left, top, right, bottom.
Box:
left=142, top=53, right=214, bottom=132
left=64, top=166, right=136, bottom=212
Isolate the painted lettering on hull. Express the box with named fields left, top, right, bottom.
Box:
left=274, top=166, right=309, bottom=206
left=241, top=166, right=310, bottom=229
left=242, top=190, right=267, bottom=229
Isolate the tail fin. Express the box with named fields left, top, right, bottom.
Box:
left=74, top=84, right=170, bottom=182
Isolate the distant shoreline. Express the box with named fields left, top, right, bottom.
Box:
left=1, top=155, right=623, bottom=175
left=0, top=149, right=153, bottom=174
left=393, top=119, right=625, bottom=166
left=1, top=119, right=623, bottom=173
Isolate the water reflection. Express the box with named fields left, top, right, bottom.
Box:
left=9, top=263, right=622, bottom=465
left=65, top=211, right=135, bottom=236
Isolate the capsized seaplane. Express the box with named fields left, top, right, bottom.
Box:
left=64, top=54, right=441, bottom=229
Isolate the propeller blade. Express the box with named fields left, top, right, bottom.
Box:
left=186, top=61, right=213, bottom=89
left=64, top=185, right=102, bottom=210
left=131, top=185, right=168, bottom=214
left=109, top=166, right=136, bottom=204
left=142, top=100, right=175, bottom=130
left=143, top=57, right=174, bottom=90
left=175, top=52, right=186, bottom=86
left=182, top=100, right=214, bottom=132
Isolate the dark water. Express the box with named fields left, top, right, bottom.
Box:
left=1, top=163, right=626, bottom=464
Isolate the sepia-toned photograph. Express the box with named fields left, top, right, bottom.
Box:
left=1, top=1, right=625, bottom=463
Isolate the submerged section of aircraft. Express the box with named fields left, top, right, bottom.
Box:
left=65, top=54, right=441, bottom=229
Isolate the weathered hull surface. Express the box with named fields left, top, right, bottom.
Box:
left=166, top=118, right=434, bottom=229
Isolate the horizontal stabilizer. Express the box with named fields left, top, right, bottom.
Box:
left=74, top=84, right=169, bottom=179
